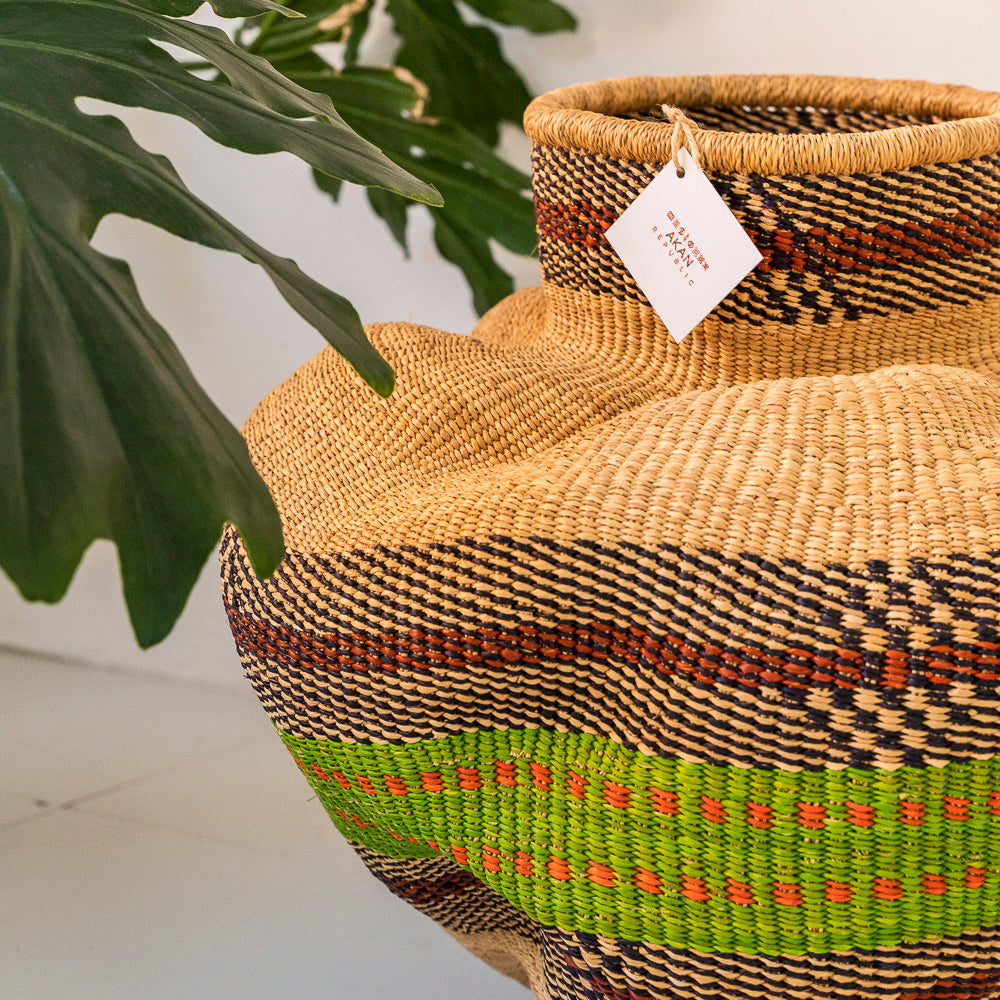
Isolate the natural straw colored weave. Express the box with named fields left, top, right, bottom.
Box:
left=222, top=75, right=1000, bottom=1000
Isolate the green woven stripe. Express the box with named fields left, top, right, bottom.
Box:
left=279, top=727, right=1000, bottom=955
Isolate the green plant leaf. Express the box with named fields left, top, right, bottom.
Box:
left=284, top=63, right=534, bottom=311
left=367, top=187, right=411, bottom=251
left=0, top=0, right=441, bottom=645
left=242, top=0, right=361, bottom=61
left=136, top=0, right=301, bottom=16
left=385, top=0, right=530, bottom=144
left=319, top=64, right=426, bottom=119
left=0, top=198, right=285, bottom=648
left=432, top=212, right=514, bottom=314
left=460, top=0, right=575, bottom=33
left=311, top=164, right=344, bottom=200
left=393, top=154, right=534, bottom=254
left=313, top=66, right=528, bottom=191
left=343, top=0, right=370, bottom=63
left=236, top=0, right=574, bottom=313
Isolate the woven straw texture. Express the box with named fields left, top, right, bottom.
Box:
left=222, top=75, right=1000, bottom=999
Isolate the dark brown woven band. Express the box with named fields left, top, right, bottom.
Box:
left=223, top=534, right=1000, bottom=773
left=533, top=144, right=1000, bottom=327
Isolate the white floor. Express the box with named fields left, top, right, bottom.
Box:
left=1, top=649, right=526, bottom=1000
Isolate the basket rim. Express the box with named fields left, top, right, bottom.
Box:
left=523, top=74, right=1000, bottom=174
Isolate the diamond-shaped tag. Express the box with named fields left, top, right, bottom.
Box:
left=606, top=149, right=763, bottom=343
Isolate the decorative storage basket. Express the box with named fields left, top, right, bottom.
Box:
left=222, top=75, right=1000, bottom=999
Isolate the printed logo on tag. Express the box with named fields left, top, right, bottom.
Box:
left=605, top=148, right=763, bottom=343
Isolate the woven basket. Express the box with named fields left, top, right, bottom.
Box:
left=222, top=75, right=1000, bottom=1000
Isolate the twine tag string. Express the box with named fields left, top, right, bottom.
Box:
left=662, top=105, right=703, bottom=178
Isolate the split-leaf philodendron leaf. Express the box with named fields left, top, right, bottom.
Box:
left=0, top=0, right=440, bottom=646
left=293, top=63, right=537, bottom=313
left=241, top=0, right=576, bottom=315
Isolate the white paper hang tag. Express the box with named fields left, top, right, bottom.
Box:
left=605, top=148, right=763, bottom=343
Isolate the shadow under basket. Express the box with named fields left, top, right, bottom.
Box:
left=222, top=74, right=1000, bottom=1000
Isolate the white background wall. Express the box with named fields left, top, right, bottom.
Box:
left=3, top=0, right=1000, bottom=687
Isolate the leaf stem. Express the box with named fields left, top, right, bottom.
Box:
left=258, top=40, right=338, bottom=65
left=246, top=10, right=282, bottom=52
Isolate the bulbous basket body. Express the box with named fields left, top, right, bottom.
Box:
left=223, top=75, right=1000, bottom=999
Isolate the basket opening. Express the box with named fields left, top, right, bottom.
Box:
left=621, top=104, right=947, bottom=135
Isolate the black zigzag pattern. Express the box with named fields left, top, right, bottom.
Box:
left=222, top=532, right=1000, bottom=771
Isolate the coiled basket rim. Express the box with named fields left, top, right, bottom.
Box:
left=523, top=74, right=1000, bottom=175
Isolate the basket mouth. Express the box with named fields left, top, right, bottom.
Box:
left=524, top=74, right=1000, bottom=174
